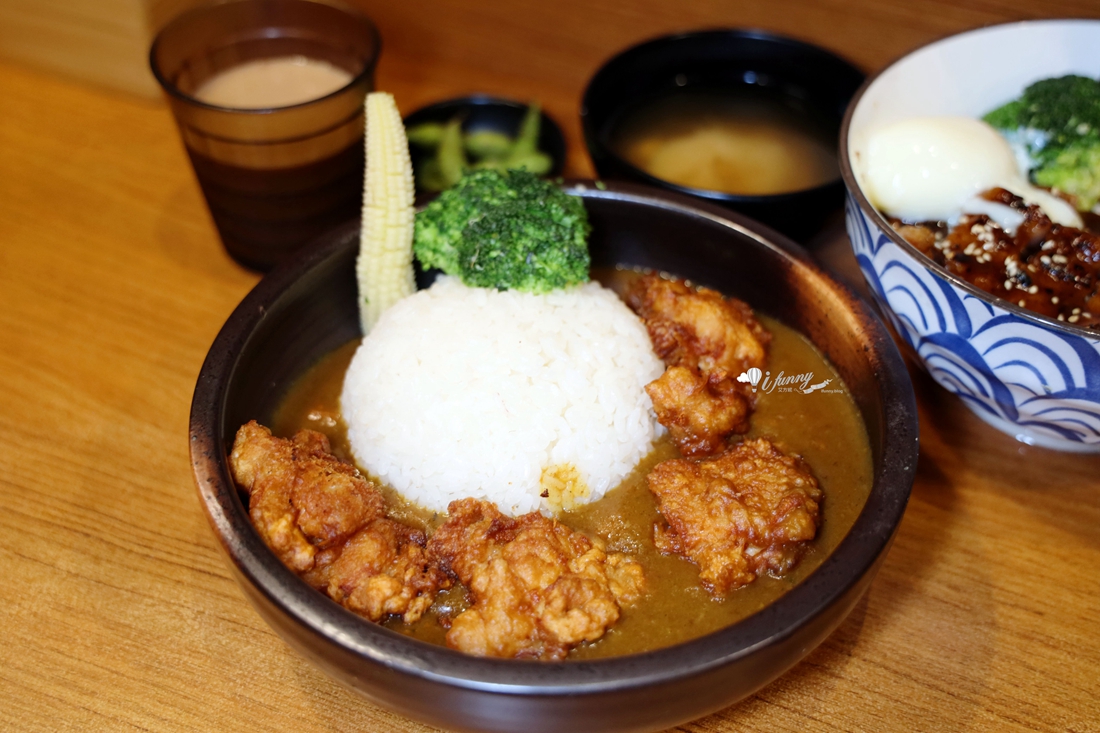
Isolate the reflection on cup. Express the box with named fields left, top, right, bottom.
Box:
left=150, top=0, right=379, bottom=271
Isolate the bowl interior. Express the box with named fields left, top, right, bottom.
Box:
left=191, top=183, right=916, bottom=730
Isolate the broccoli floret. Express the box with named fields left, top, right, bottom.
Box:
left=983, top=98, right=1024, bottom=132
left=413, top=169, right=590, bottom=293
left=1032, top=141, right=1100, bottom=212
left=413, top=168, right=518, bottom=274
left=984, top=75, right=1100, bottom=209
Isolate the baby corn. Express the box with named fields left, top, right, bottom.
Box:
left=358, top=92, right=415, bottom=333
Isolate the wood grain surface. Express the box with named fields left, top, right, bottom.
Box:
left=1, top=2, right=1098, bottom=731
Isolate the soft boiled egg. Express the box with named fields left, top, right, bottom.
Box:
left=859, top=116, right=1081, bottom=229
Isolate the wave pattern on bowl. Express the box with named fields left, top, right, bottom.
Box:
left=847, top=194, right=1100, bottom=450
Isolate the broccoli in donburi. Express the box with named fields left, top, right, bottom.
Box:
left=413, top=169, right=591, bottom=293
left=984, top=74, right=1100, bottom=211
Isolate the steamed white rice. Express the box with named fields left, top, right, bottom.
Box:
left=340, top=276, right=665, bottom=516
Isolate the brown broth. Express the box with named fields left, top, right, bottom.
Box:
left=271, top=272, right=873, bottom=658
left=610, top=89, right=838, bottom=196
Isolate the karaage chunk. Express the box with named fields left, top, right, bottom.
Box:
left=647, top=438, right=821, bottom=597
left=627, top=275, right=770, bottom=456
left=427, top=498, right=645, bottom=660
left=645, top=366, right=753, bottom=456
left=230, top=421, right=386, bottom=572
left=305, top=518, right=448, bottom=624
left=626, top=274, right=770, bottom=377
left=229, top=421, right=447, bottom=623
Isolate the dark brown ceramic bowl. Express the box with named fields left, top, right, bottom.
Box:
left=190, top=181, right=917, bottom=733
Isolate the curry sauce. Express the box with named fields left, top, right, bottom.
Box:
left=272, top=278, right=873, bottom=658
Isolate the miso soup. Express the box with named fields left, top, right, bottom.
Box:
left=610, top=89, right=838, bottom=196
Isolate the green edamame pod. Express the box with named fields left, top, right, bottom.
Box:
left=437, top=118, right=467, bottom=189
left=416, top=157, right=446, bottom=192
left=509, top=103, right=541, bottom=157
left=505, top=151, right=553, bottom=175
left=406, top=122, right=445, bottom=148
left=465, top=129, right=514, bottom=159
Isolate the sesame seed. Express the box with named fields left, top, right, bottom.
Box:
left=1004, top=280, right=1014, bottom=290
left=1052, top=296, right=1059, bottom=304
left=1028, top=286, right=1039, bottom=294
left=1072, top=307, right=1081, bottom=314
left=1058, top=314, right=1066, bottom=321
left=1052, top=254, right=1068, bottom=264
left=1069, top=315, right=1080, bottom=323
left=1041, top=255, right=1052, bottom=265
left=1019, top=300, right=1026, bottom=307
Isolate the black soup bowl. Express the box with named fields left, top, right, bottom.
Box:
left=190, top=182, right=917, bottom=733
left=582, top=29, right=864, bottom=242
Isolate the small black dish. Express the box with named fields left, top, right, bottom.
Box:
left=581, top=29, right=864, bottom=243
left=403, top=95, right=566, bottom=196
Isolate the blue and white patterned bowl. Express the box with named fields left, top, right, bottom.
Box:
left=840, top=20, right=1100, bottom=452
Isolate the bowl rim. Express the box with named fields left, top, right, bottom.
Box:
left=404, top=94, right=557, bottom=116
left=839, top=18, right=1100, bottom=341
left=190, top=180, right=917, bottom=695
left=580, top=27, right=864, bottom=203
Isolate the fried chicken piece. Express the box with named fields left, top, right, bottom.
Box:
left=304, top=518, right=448, bottom=624
left=627, top=274, right=770, bottom=376
left=626, top=274, right=771, bottom=456
left=229, top=421, right=447, bottom=624
left=230, top=421, right=386, bottom=572
left=427, top=498, right=645, bottom=660
left=645, top=366, right=753, bottom=456
left=647, top=438, right=821, bottom=597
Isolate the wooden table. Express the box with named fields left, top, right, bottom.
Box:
left=2, top=2, right=1098, bottom=731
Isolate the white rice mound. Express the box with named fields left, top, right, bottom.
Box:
left=340, top=276, right=665, bottom=516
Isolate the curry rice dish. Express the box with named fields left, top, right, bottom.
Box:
left=230, top=271, right=872, bottom=660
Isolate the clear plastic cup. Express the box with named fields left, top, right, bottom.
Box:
left=150, top=0, right=379, bottom=271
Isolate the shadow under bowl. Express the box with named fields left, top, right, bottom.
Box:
left=189, top=182, right=917, bottom=733
left=581, top=29, right=864, bottom=243
left=841, top=19, right=1100, bottom=452
left=403, top=95, right=566, bottom=196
